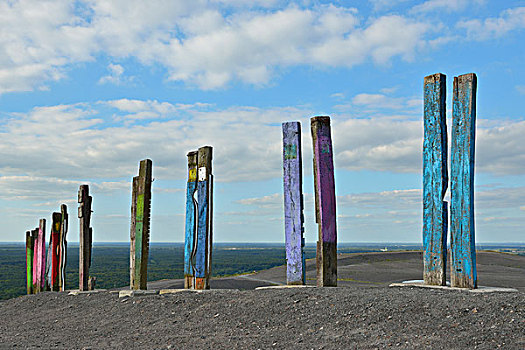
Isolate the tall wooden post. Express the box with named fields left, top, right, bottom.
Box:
left=78, top=185, right=93, bottom=291
left=450, top=73, right=477, bottom=289
left=25, top=231, right=34, bottom=294
left=32, top=220, right=46, bottom=293
left=311, top=116, right=337, bottom=287
left=282, top=122, right=305, bottom=285
left=184, top=151, right=198, bottom=289
left=58, top=204, right=68, bottom=292
left=48, top=212, right=62, bottom=291
left=195, top=146, right=213, bottom=290
left=423, top=73, right=448, bottom=286
left=130, top=159, right=152, bottom=290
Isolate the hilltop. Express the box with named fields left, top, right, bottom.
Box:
left=1, top=251, right=523, bottom=349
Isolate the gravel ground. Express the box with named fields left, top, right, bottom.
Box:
left=1, top=251, right=523, bottom=349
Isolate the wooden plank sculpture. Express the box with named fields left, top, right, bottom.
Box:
left=422, top=73, right=448, bottom=286
left=58, top=205, right=68, bottom=291
left=194, top=146, right=213, bottom=290
left=48, top=212, right=62, bottom=291
left=25, top=231, right=35, bottom=294
left=282, top=121, right=305, bottom=285
left=130, top=159, right=152, bottom=290
left=184, top=151, right=198, bottom=289
left=311, top=116, right=337, bottom=287
left=32, top=219, right=46, bottom=293
left=450, top=73, right=477, bottom=289
left=79, top=185, right=93, bottom=291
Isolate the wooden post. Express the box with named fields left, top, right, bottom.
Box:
left=282, top=122, right=305, bottom=285
left=130, top=159, right=152, bottom=290
left=32, top=220, right=46, bottom=293
left=311, top=116, right=337, bottom=287
left=48, top=212, right=62, bottom=291
left=450, top=73, right=477, bottom=289
left=423, top=73, right=448, bottom=286
left=58, top=205, right=68, bottom=292
left=195, top=146, right=213, bottom=290
left=78, top=185, right=93, bottom=291
left=25, top=231, right=34, bottom=294
left=184, top=151, right=198, bottom=289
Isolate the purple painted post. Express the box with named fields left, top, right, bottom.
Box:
left=311, top=116, right=337, bottom=287
left=282, top=121, right=305, bottom=285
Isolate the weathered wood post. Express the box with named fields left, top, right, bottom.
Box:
left=48, top=212, right=62, bottom=291
left=58, top=204, right=68, bottom=292
left=311, top=116, right=337, bottom=287
left=450, top=73, right=477, bottom=289
left=78, top=185, right=93, bottom=291
left=195, top=146, right=213, bottom=290
left=423, top=73, right=448, bottom=286
left=282, top=122, right=305, bottom=285
left=32, top=220, right=46, bottom=293
left=25, top=231, right=35, bottom=294
left=130, top=159, right=153, bottom=290
left=184, top=151, right=198, bottom=289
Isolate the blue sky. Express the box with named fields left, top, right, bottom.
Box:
left=0, top=0, right=523, bottom=243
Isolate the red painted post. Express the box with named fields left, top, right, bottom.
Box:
left=311, top=116, right=337, bottom=287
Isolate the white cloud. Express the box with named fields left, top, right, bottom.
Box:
left=457, top=7, right=525, bottom=40
left=516, top=85, right=525, bottom=95
left=0, top=1, right=434, bottom=92
left=98, top=63, right=133, bottom=85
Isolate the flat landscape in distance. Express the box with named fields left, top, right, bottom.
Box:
left=1, top=242, right=523, bottom=300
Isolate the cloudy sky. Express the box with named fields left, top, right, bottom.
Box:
left=0, top=0, right=523, bottom=243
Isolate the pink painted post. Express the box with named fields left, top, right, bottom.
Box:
left=32, top=219, right=46, bottom=293
left=311, top=116, right=337, bottom=287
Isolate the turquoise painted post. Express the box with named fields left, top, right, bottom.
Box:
left=423, top=73, right=448, bottom=286
left=311, top=116, right=337, bottom=287
left=184, top=151, right=198, bottom=289
left=282, top=121, right=305, bottom=285
left=194, top=146, right=213, bottom=290
left=450, top=73, right=477, bottom=289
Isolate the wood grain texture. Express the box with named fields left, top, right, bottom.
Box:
left=49, top=212, right=62, bottom=291
left=79, top=185, right=93, bottom=291
left=195, top=146, right=213, bottom=290
left=311, top=116, right=337, bottom=287
left=450, top=73, right=477, bottom=289
left=25, top=231, right=34, bottom=294
left=32, top=219, right=46, bottom=293
left=129, top=176, right=138, bottom=288
left=282, top=121, right=305, bottom=285
left=184, top=151, right=198, bottom=289
left=58, top=204, right=68, bottom=292
left=131, top=159, right=153, bottom=290
left=423, top=73, right=448, bottom=286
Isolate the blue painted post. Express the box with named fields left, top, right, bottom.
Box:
left=194, top=146, right=213, bottom=290
left=423, top=73, right=448, bottom=286
left=450, top=73, right=477, bottom=289
left=311, top=116, right=337, bottom=287
left=184, top=151, right=198, bottom=289
left=282, top=121, right=305, bottom=285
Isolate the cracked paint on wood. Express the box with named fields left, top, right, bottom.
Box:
left=130, top=159, right=152, bottom=290
left=450, top=73, right=477, bottom=289
left=184, top=151, right=198, bottom=289
left=423, top=73, right=448, bottom=286
left=32, top=219, right=46, bottom=293
left=282, top=121, right=305, bottom=285
left=311, top=116, right=337, bottom=287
